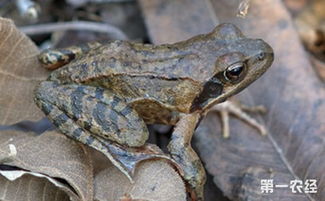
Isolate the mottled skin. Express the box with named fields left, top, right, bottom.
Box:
left=35, top=23, right=273, bottom=201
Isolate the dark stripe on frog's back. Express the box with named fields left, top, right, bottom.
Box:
left=53, top=41, right=213, bottom=83
left=90, top=53, right=209, bottom=81
left=70, top=86, right=85, bottom=120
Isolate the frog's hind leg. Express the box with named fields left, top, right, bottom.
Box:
left=38, top=42, right=102, bottom=70
left=209, top=100, right=267, bottom=138
left=39, top=102, right=135, bottom=179
left=168, top=112, right=206, bottom=201
left=36, top=101, right=139, bottom=181
left=34, top=81, right=149, bottom=147
left=35, top=81, right=173, bottom=181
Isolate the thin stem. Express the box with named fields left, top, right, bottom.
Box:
left=19, top=21, right=128, bottom=40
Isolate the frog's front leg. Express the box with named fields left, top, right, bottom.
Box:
left=34, top=81, right=149, bottom=147
left=210, top=100, right=267, bottom=138
left=168, top=112, right=206, bottom=201
left=38, top=42, right=102, bottom=69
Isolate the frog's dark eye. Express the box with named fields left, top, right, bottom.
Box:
left=257, top=52, right=265, bottom=60
left=224, top=63, right=246, bottom=82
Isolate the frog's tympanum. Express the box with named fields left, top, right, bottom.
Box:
left=35, top=23, right=273, bottom=201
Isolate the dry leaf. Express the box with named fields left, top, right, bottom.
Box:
left=139, top=0, right=324, bottom=201
left=0, top=17, right=48, bottom=125
left=94, top=160, right=186, bottom=201
left=293, top=0, right=325, bottom=56
left=0, top=130, right=93, bottom=201
left=139, top=0, right=215, bottom=44
left=291, top=0, right=325, bottom=81
left=283, top=0, right=308, bottom=13
left=0, top=169, right=77, bottom=201
left=310, top=54, right=325, bottom=82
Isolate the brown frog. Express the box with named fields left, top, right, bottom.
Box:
left=34, top=23, right=274, bottom=201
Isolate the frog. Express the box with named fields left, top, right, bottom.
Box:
left=34, top=23, right=274, bottom=201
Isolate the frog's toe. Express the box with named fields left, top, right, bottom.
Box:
left=210, top=100, right=267, bottom=138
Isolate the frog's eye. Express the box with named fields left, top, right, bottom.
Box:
left=224, top=62, right=246, bottom=82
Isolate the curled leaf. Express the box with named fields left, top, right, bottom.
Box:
left=0, top=130, right=93, bottom=201
left=0, top=169, right=76, bottom=201
left=94, top=160, right=186, bottom=201
left=0, top=17, right=48, bottom=125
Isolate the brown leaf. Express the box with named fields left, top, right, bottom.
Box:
left=291, top=0, right=325, bottom=81
left=139, top=0, right=324, bottom=201
left=0, top=170, right=75, bottom=201
left=0, top=130, right=93, bottom=201
left=139, top=0, right=215, bottom=44
left=0, top=17, right=48, bottom=125
left=310, top=54, right=325, bottom=82
left=283, top=0, right=308, bottom=13
left=95, top=140, right=173, bottom=181
left=94, top=159, right=186, bottom=201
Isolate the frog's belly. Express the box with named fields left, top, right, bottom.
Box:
left=129, top=99, right=181, bottom=125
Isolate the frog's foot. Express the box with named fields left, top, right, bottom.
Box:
left=209, top=100, right=267, bottom=138
left=38, top=42, right=102, bottom=69
left=168, top=112, right=206, bottom=201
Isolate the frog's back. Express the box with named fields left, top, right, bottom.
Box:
left=47, top=38, right=220, bottom=122
left=49, top=39, right=218, bottom=83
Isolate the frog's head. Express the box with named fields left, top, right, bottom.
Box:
left=190, top=24, right=274, bottom=112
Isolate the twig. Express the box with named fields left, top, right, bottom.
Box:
left=19, top=21, right=128, bottom=40
left=67, top=0, right=134, bottom=7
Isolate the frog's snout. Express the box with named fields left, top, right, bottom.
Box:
left=252, top=39, right=274, bottom=69
left=256, top=39, right=274, bottom=56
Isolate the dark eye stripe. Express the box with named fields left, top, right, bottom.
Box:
left=190, top=77, right=223, bottom=112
